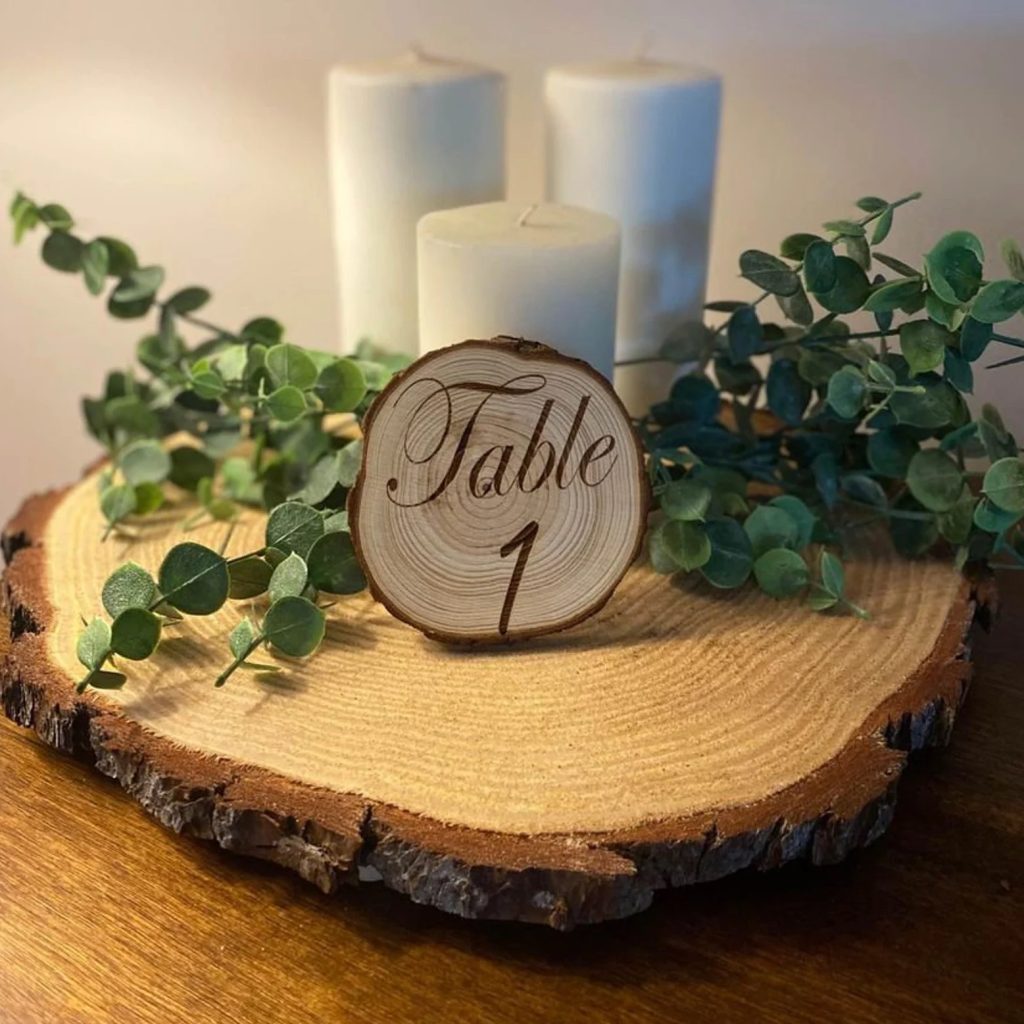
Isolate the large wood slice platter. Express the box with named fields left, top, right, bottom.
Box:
left=0, top=471, right=988, bottom=929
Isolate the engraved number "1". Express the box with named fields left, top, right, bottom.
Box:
left=498, top=521, right=539, bottom=635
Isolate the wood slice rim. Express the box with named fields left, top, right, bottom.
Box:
left=0, top=484, right=990, bottom=930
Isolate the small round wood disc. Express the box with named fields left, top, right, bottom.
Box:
left=350, top=338, right=649, bottom=643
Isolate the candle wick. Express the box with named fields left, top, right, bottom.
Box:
left=517, top=204, right=538, bottom=227
left=631, top=32, right=652, bottom=62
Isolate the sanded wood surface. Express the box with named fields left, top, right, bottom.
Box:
left=351, top=338, right=649, bottom=643
left=0, top=577, right=1020, bottom=1024
left=0, top=467, right=989, bottom=926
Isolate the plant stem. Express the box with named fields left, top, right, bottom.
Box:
left=215, top=633, right=265, bottom=687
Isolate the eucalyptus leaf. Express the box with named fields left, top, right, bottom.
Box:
left=662, top=519, right=711, bottom=571
left=262, top=596, right=326, bottom=658
left=900, top=320, right=952, bottom=376
left=77, top=617, right=111, bottom=672
left=983, top=457, right=1024, bottom=513
left=265, top=501, right=325, bottom=557
left=158, top=542, right=230, bottom=615
left=906, top=449, right=964, bottom=512
left=81, top=239, right=109, bottom=294
left=41, top=231, right=83, bottom=272
left=102, top=562, right=158, bottom=618
left=699, top=518, right=753, bottom=589
left=739, top=249, right=800, bottom=296
left=306, top=531, right=366, bottom=594
left=768, top=495, right=816, bottom=549
left=266, top=384, right=306, bottom=424
left=1002, top=239, right=1024, bottom=282
left=971, top=280, right=1024, bottom=323
left=863, top=277, right=923, bottom=313
left=266, top=343, right=318, bottom=390
left=744, top=505, right=799, bottom=558
left=727, top=306, right=762, bottom=362
left=661, top=479, right=711, bottom=521
left=110, top=607, right=162, bottom=660
left=826, top=365, right=867, bottom=419
left=753, top=548, right=809, bottom=598
left=779, top=233, right=822, bottom=260
left=119, top=439, right=171, bottom=486
left=819, top=550, right=845, bottom=597
left=815, top=256, right=870, bottom=314
left=100, top=483, right=137, bottom=526
left=959, top=317, right=992, bottom=362
left=803, top=240, right=837, bottom=294
left=228, top=556, right=273, bottom=599
left=315, top=358, right=367, bottom=413
left=268, top=551, right=309, bottom=603
left=867, top=429, right=918, bottom=478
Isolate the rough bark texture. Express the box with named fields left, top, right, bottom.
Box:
left=0, top=488, right=991, bottom=929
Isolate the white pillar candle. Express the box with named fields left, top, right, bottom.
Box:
left=417, top=201, right=620, bottom=379
left=545, top=60, right=721, bottom=412
left=327, top=52, right=506, bottom=358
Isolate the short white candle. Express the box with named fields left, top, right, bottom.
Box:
left=327, top=51, right=505, bottom=358
left=417, top=201, right=620, bottom=379
left=545, top=59, right=721, bottom=411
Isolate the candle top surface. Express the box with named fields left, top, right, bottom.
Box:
left=547, top=59, right=718, bottom=89
left=419, top=202, right=620, bottom=249
left=330, top=50, right=501, bottom=86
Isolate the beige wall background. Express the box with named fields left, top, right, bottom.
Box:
left=2, top=0, right=1022, bottom=525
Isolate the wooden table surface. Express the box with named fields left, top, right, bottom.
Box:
left=1, top=581, right=1021, bottom=1024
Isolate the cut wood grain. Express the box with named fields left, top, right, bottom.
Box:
left=0, top=468, right=989, bottom=928
left=350, top=337, right=648, bottom=643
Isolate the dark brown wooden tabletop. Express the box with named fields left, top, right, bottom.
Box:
left=0, top=578, right=1021, bottom=1024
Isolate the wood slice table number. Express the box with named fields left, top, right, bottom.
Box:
left=350, top=337, right=649, bottom=643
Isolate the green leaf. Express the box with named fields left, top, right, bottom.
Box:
left=661, top=520, right=711, bottom=572
left=871, top=207, right=894, bottom=245
left=973, top=497, right=1021, bottom=535
left=900, top=320, right=952, bottom=376
left=221, top=457, right=260, bottom=503
left=306, top=531, right=366, bottom=594
left=661, top=479, right=711, bottom=521
left=856, top=197, right=889, bottom=213
left=77, top=617, right=111, bottom=672
left=970, top=280, right=1024, bottom=323
left=229, top=618, right=260, bottom=660
left=119, top=439, right=171, bottom=486
left=167, top=286, right=211, bottom=314
left=814, top=256, right=870, bottom=313
left=113, top=265, right=164, bottom=303
left=826, top=365, right=867, bottom=419
left=890, top=378, right=960, bottom=429
left=228, top=556, right=273, bottom=599
left=906, top=449, right=964, bottom=512
left=937, top=492, right=976, bottom=545
left=669, top=376, right=721, bottom=423
left=323, top=510, right=349, bottom=534
left=841, top=473, right=889, bottom=509
left=863, top=277, right=923, bottom=313
left=798, top=346, right=845, bottom=387
left=315, top=358, right=368, bottom=413
left=169, top=447, right=216, bottom=492
left=105, top=395, right=158, bottom=438
left=959, top=317, right=992, bottom=362
left=873, top=252, right=919, bottom=277
left=819, top=550, right=845, bottom=597
left=265, top=501, right=325, bottom=558
left=158, top=542, right=230, bottom=615
left=765, top=359, right=810, bottom=426
left=82, top=669, right=128, bottom=691
left=844, top=234, right=871, bottom=271
left=1001, top=239, right=1024, bottom=282
left=867, top=429, right=918, bottom=478
left=699, top=518, right=753, bottom=589
left=768, top=495, right=816, bottom=549
left=241, top=317, right=284, bottom=345
left=823, top=219, right=865, bottom=237
left=268, top=551, right=309, bottom=603
left=753, top=548, right=809, bottom=598
left=41, top=231, right=84, bottom=272
left=102, top=562, right=158, bottom=618
left=943, top=348, right=973, bottom=393
left=190, top=368, right=226, bottom=400
left=924, top=233, right=984, bottom=305
left=808, top=592, right=838, bottom=612
left=100, top=483, right=137, bottom=526
left=337, top=439, right=363, bottom=488
left=134, top=480, right=164, bottom=516
left=11, top=194, right=39, bottom=244
left=37, top=203, right=74, bottom=230
left=727, top=306, right=762, bottom=362
left=266, top=385, right=307, bottom=424
left=739, top=249, right=800, bottom=296
left=265, top=343, right=318, bottom=390
left=660, top=322, right=715, bottom=364
left=803, top=240, right=838, bottom=293
left=110, top=607, right=162, bottom=661
left=97, top=236, right=137, bottom=277
left=81, top=240, right=110, bottom=295
left=744, top=504, right=799, bottom=558
left=262, top=596, right=326, bottom=658
left=648, top=523, right=679, bottom=574
left=775, top=283, right=814, bottom=326
left=982, top=457, right=1024, bottom=513
left=107, top=289, right=154, bottom=319
left=779, top=232, right=822, bottom=260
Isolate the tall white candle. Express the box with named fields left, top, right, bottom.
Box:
left=545, top=60, right=721, bottom=412
left=417, top=201, right=620, bottom=379
left=327, top=52, right=505, bottom=358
